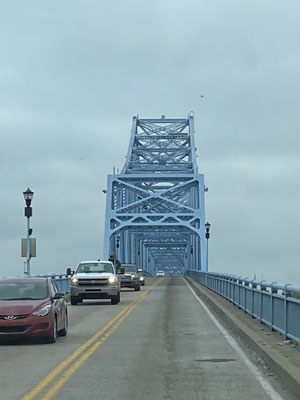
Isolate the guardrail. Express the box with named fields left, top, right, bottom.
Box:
left=37, top=274, right=71, bottom=293
left=185, top=270, right=300, bottom=344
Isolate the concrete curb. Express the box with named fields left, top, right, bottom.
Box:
left=186, top=277, right=300, bottom=400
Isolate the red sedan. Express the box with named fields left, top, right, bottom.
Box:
left=0, top=277, right=68, bottom=343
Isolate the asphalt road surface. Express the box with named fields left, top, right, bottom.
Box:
left=0, top=277, right=295, bottom=400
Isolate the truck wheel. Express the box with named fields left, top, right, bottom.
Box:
left=117, top=292, right=120, bottom=303
left=71, top=296, right=78, bottom=305
left=111, top=296, right=118, bottom=305
left=134, top=285, right=140, bottom=291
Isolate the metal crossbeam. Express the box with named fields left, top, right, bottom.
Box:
left=103, top=113, right=207, bottom=275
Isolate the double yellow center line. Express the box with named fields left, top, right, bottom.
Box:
left=21, top=278, right=163, bottom=400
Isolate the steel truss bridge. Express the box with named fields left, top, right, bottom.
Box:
left=103, top=113, right=207, bottom=275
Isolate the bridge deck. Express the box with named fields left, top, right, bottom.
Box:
left=0, top=277, right=296, bottom=400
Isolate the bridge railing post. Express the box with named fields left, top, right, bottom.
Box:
left=231, top=276, right=235, bottom=302
left=221, top=274, right=225, bottom=297
left=284, top=284, right=292, bottom=340
left=259, top=280, right=266, bottom=324
left=270, top=282, right=278, bottom=332
left=244, top=278, right=250, bottom=313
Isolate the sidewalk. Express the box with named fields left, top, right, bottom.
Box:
left=185, top=277, right=300, bottom=399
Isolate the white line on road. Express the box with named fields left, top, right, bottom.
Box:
left=184, top=278, right=284, bottom=400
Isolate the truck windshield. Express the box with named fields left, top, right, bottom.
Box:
left=124, top=266, right=137, bottom=273
left=77, top=263, right=113, bottom=274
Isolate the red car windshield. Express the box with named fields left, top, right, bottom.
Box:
left=0, top=282, right=48, bottom=300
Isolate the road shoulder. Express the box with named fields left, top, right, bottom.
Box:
left=185, top=277, right=300, bottom=400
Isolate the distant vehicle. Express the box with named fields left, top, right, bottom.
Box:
left=119, top=264, right=140, bottom=291
left=169, top=270, right=183, bottom=276
left=156, top=271, right=166, bottom=277
left=69, top=260, right=120, bottom=305
left=138, top=269, right=152, bottom=277
left=137, top=269, right=145, bottom=286
left=0, top=277, right=68, bottom=343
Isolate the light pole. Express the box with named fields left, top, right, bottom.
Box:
left=23, top=188, right=34, bottom=276
left=116, top=235, right=120, bottom=259
left=205, top=222, right=211, bottom=271
left=190, top=245, right=193, bottom=269
left=137, top=249, right=140, bottom=269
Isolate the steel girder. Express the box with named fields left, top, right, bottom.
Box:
left=103, top=113, right=207, bottom=274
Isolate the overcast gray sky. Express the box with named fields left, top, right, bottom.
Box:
left=1, top=0, right=299, bottom=285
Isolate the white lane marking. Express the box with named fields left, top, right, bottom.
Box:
left=184, top=278, right=284, bottom=400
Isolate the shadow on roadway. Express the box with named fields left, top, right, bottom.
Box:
left=71, top=300, right=113, bottom=306
left=0, top=337, right=56, bottom=346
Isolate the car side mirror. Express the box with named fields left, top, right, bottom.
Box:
left=66, top=268, right=74, bottom=276
left=119, top=268, right=125, bottom=274
left=53, top=292, right=65, bottom=300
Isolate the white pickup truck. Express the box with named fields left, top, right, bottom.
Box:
left=69, top=260, right=121, bottom=305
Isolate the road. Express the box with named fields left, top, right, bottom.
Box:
left=0, top=277, right=295, bottom=400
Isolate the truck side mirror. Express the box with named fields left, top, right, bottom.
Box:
left=66, top=268, right=73, bottom=276
left=119, top=268, right=125, bottom=274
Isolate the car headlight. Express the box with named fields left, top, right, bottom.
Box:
left=108, top=276, right=118, bottom=285
left=32, top=304, right=51, bottom=317
left=71, top=277, right=78, bottom=286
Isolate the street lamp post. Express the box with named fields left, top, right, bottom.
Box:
left=190, top=245, right=193, bottom=270
left=205, top=222, right=211, bottom=271
left=137, top=249, right=140, bottom=269
left=116, top=235, right=120, bottom=259
left=23, top=188, right=34, bottom=276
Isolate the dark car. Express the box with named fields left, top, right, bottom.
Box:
left=137, top=269, right=146, bottom=286
left=0, top=277, right=68, bottom=343
left=119, top=264, right=140, bottom=291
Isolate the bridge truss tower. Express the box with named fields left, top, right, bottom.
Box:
left=103, top=113, right=208, bottom=274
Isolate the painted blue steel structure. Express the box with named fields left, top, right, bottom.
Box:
left=103, top=113, right=207, bottom=274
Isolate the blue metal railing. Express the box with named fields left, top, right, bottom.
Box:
left=185, top=270, right=300, bottom=344
left=37, top=274, right=71, bottom=293
left=1, top=274, right=71, bottom=292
